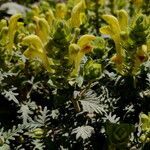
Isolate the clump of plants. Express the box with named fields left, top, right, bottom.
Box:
left=0, top=0, right=150, bottom=149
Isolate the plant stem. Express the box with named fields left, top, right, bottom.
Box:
left=71, top=81, right=92, bottom=113
left=71, top=99, right=81, bottom=112
left=110, top=0, right=116, bottom=15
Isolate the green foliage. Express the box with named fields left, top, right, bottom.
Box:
left=106, top=122, right=135, bottom=149
left=84, top=60, right=102, bottom=80
left=0, top=0, right=149, bottom=149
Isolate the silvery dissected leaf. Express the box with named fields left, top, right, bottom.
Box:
left=0, top=70, right=17, bottom=83
left=103, top=70, right=117, bottom=80
left=50, top=109, right=59, bottom=119
left=0, top=144, right=10, bottom=150
left=79, top=90, right=106, bottom=114
left=73, top=90, right=80, bottom=99
left=3, top=124, right=25, bottom=144
left=2, top=87, right=19, bottom=104
left=14, top=51, right=27, bottom=63
left=72, top=125, right=94, bottom=140
left=143, top=89, right=150, bottom=97
left=32, top=139, right=45, bottom=150
left=0, top=2, right=30, bottom=16
left=103, top=112, right=120, bottom=123
left=80, top=99, right=105, bottom=114
left=124, top=104, right=134, bottom=113
left=146, top=73, right=150, bottom=85
left=18, top=104, right=33, bottom=124
left=34, top=107, right=51, bottom=127
left=16, top=145, right=25, bottom=150
left=18, top=101, right=37, bottom=124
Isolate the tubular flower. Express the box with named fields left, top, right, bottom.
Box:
left=69, top=0, right=86, bottom=28
left=132, top=45, right=148, bottom=75
left=69, top=44, right=81, bottom=65
left=33, top=16, right=50, bottom=45
left=55, top=3, right=67, bottom=19
left=136, top=45, right=148, bottom=63
left=31, top=5, right=40, bottom=17
left=117, top=10, right=128, bottom=32
left=7, top=14, right=22, bottom=52
left=45, top=9, right=55, bottom=27
left=100, top=10, right=128, bottom=74
left=22, top=35, right=54, bottom=73
left=69, top=34, right=96, bottom=77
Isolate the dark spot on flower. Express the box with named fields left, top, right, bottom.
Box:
left=82, top=45, right=93, bottom=53
left=138, top=55, right=146, bottom=62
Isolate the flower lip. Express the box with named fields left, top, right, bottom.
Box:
left=81, top=44, right=93, bottom=53
left=137, top=55, right=148, bottom=62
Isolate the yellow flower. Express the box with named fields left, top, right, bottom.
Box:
left=111, top=54, right=123, bottom=64
left=31, top=5, right=40, bottom=17
left=69, top=44, right=81, bottom=65
left=33, top=16, right=50, bottom=45
left=100, top=10, right=128, bottom=74
left=132, top=45, right=149, bottom=75
left=69, top=34, right=96, bottom=76
left=100, top=10, right=128, bottom=56
left=22, top=35, right=54, bottom=73
left=45, top=9, right=55, bottom=27
left=136, top=45, right=148, bottom=62
left=69, top=0, right=86, bottom=28
left=55, top=3, right=67, bottom=19
left=7, top=14, right=22, bottom=52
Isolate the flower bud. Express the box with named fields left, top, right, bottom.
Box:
left=68, top=44, right=80, bottom=65
left=70, top=0, right=86, bottom=27
left=33, top=128, right=44, bottom=139
left=84, top=60, right=102, bottom=80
